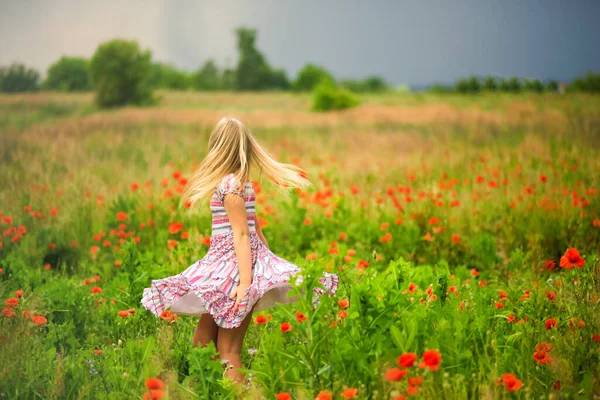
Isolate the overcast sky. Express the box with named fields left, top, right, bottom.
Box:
left=1, top=0, right=599, bottom=85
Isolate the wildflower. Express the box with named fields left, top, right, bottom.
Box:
left=295, top=311, right=307, bottom=323
left=315, top=391, right=333, bottom=400
left=533, top=343, right=553, bottom=365
left=398, top=352, right=418, bottom=368
left=254, top=315, right=267, bottom=325
left=275, top=393, right=291, bottom=400
left=418, top=349, right=442, bottom=371
left=385, top=368, right=407, bottom=381
left=93, top=349, right=103, bottom=355
left=544, top=260, right=555, bottom=271
left=116, top=212, right=128, bottom=221
left=338, top=310, right=348, bottom=319
left=545, top=318, right=557, bottom=330
left=452, top=234, right=460, bottom=243
left=167, top=240, right=177, bottom=249
left=145, top=378, right=165, bottom=390
left=280, top=322, right=292, bottom=332
left=168, top=222, right=183, bottom=234
left=338, top=299, right=349, bottom=308
left=494, top=302, right=504, bottom=309
left=341, top=388, right=358, bottom=399
left=15, top=290, right=24, bottom=297
left=2, top=308, right=15, bottom=318
left=498, top=373, right=522, bottom=392
left=31, top=315, right=47, bottom=326
left=559, top=248, right=585, bottom=269
left=118, top=311, right=130, bottom=318
left=91, top=287, right=102, bottom=295
left=5, top=298, right=18, bottom=307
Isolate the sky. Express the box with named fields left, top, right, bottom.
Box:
left=0, top=0, right=599, bottom=85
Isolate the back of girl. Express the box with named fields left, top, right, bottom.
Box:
left=140, top=117, right=338, bottom=387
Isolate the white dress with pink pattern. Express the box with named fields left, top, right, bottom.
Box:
left=140, top=173, right=339, bottom=329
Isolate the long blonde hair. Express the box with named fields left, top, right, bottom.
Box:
left=179, top=117, right=312, bottom=209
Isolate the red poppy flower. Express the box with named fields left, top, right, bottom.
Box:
left=418, top=349, right=442, bottom=371
left=498, top=373, right=522, bottom=392
left=2, top=308, right=15, bottom=318
left=116, top=212, right=128, bottom=221
left=295, top=311, right=307, bottom=323
left=118, top=310, right=130, bottom=318
left=545, top=318, right=557, bottom=330
left=533, top=343, right=553, bottom=365
left=145, top=378, right=164, bottom=390
left=275, top=393, right=291, bottom=400
left=280, top=322, right=292, bottom=332
left=338, top=299, right=349, bottom=308
left=385, top=368, right=407, bottom=381
left=398, top=352, right=418, bottom=368
left=167, top=240, right=177, bottom=249
left=32, top=315, right=47, bottom=326
left=168, top=222, right=184, bottom=234
left=494, top=302, right=504, bottom=309
left=6, top=298, right=18, bottom=307
left=91, top=287, right=102, bottom=295
left=315, top=391, right=333, bottom=400
left=254, top=315, right=267, bottom=325
left=15, top=290, right=24, bottom=298
left=559, top=248, right=585, bottom=269
left=341, top=388, right=358, bottom=399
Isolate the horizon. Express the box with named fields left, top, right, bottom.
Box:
left=1, top=1, right=599, bottom=86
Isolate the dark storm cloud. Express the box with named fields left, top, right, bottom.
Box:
left=0, top=0, right=599, bottom=85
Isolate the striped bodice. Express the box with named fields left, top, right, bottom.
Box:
left=210, top=175, right=256, bottom=236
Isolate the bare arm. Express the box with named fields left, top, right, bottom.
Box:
left=223, top=193, right=252, bottom=312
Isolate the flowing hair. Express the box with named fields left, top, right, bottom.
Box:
left=179, top=117, right=312, bottom=210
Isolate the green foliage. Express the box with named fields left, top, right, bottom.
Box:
left=483, top=76, right=498, bottom=91
left=568, top=72, right=600, bottom=93
left=44, top=57, right=90, bottom=92
left=546, top=80, right=559, bottom=92
left=524, top=78, right=545, bottom=93
left=88, top=39, right=155, bottom=108
left=292, top=64, right=335, bottom=92
left=234, top=27, right=289, bottom=91
left=148, top=62, right=190, bottom=90
left=0, top=63, right=40, bottom=92
left=311, top=80, right=360, bottom=111
left=193, top=60, right=221, bottom=91
left=341, top=76, right=388, bottom=93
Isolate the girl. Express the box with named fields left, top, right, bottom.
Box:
left=141, top=117, right=338, bottom=385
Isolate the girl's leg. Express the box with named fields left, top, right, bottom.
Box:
left=193, top=313, right=219, bottom=349
left=216, top=309, right=254, bottom=384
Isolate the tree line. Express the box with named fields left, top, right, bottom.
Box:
left=429, top=73, right=600, bottom=94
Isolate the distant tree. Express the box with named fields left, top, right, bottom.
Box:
left=235, top=28, right=269, bottom=90
left=266, top=68, right=290, bottom=90
left=293, top=64, right=335, bottom=91
left=0, top=63, right=40, bottom=93
left=89, top=39, right=154, bottom=108
left=455, top=78, right=470, bottom=93
left=221, top=68, right=236, bottom=91
left=341, top=76, right=388, bottom=93
left=524, top=79, right=544, bottom=93
left=428, top=83, right=453, bottom=93
left=148, top=62, right=190, bottom=90
left=506, top=76, right=522, bottom=93
left=193, top=60, right=221, bottom=91
left=483, top=76, right=498, bottom=91
left=44, top=57, right=89, bottom=92
left=467, top=75, right=481, bottom=93
left=546, top=80, right=558, bottom=92
left=568, top=72, right=600, bottom=93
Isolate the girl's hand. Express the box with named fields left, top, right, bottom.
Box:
left=230, top=282, right=251, bottom=313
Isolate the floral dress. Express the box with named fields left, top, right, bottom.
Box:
left=141, top=173, right=339, bottom=329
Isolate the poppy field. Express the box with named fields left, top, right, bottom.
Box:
left=0, top=91, right=599, bottom=399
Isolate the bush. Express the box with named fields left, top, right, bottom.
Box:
left=312, top=80, right=360, bottom=112
left=568, top=72, right=600, bottom=93
left=148, top=62, right=190, bottom=90
left=293, top=64, right=335, bottom=91
left=44, top=57, right=89, bottom=92
left=193, top=60, right=220, bottom=91
left=340, top=76, right=388, bottom=93
left=0, top=63, right=40, bottom=93
left=88, top=39, right=154, bottom=108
